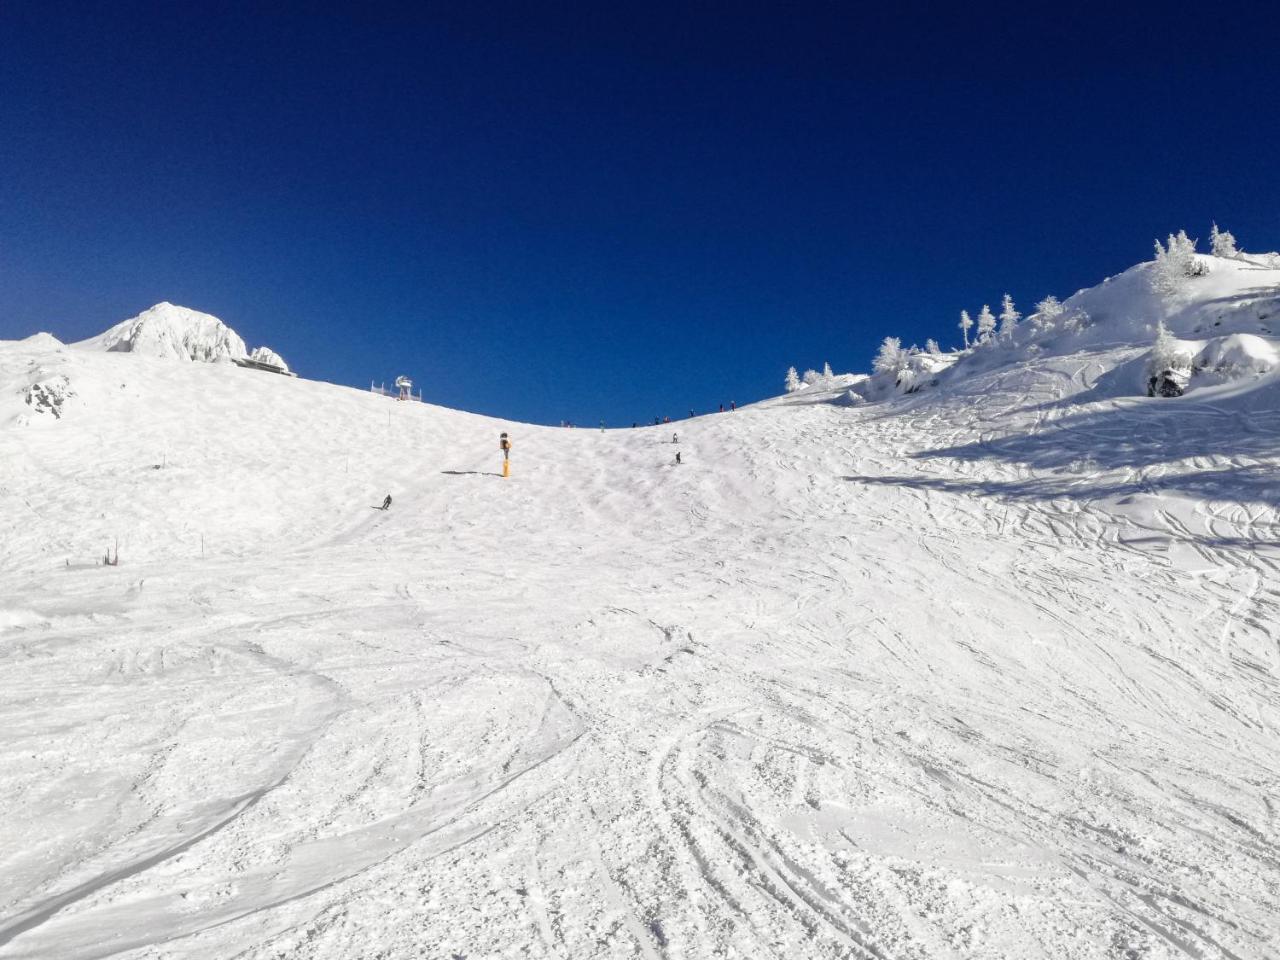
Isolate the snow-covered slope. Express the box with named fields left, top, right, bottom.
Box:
left=2, top=262, right=1279, bottom=958
left=1059, top=253, right=1280, bottom=347
left=834, top=250, right=1280, bottom=406
left=947, top=253, right=1280, bottom=398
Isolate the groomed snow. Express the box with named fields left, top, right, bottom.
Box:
left=2, top=283, right=1279, bottom=957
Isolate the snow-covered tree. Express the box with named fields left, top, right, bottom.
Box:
left=1152, top=229, right=1209, bottom=295
left=872, top=336, right=908, bottom=375
left=1148, top=320, right=1189, bottom=374
left=1029, top=295, right=1070, bottom=335
left=998, top=294, right=1020, bottom=338
left=784, top=366, right=801, bottom=392
left=1032, top=295, right=1064, bottom=329
left=975, top=304, right=996, bottom=342
left=925, top=338, right=941, bottom=355
left=1210, top=222, right=1238, bottom=259
left=1060, top=308, right=1092, bottom=336
left=958, top=309, right=973, bottom=348
left=802, top=368, right=821, bottom=386
left=1146, top=319, right=1193, bottom=397
left=822, top=361, right=834, bottom=383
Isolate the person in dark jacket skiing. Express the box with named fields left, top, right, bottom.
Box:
left=380, top=494, right=392, bottom=510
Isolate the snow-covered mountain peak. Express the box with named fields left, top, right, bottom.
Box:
left=70, top=302, right=291, bottom=373
left=21, top=331, right=63, bottom=349
left=75, top=302, right=249, bottom=363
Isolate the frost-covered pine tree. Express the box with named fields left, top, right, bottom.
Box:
left=802, top=368, right=821, bottom=386
left=822, top=361, right=834, bottom=383
left=784, top=366, right=801, bottom=392
left=998, top=294, right=1020, bottom=338
left=1152, top=230, right=1208, bottom=295
left=1210, top=222, right=1238, bottom=259
left=1148, top=320, right=1188, bottom=374
left=872, top=336, right=907, bottom=375
left=1033, top=295, right=1064, bottom=326
left=925, top=338, right=941, bottom=355
left=975, top=304, right=996, bottom=342
left=1147, top=319, right=1191, bottom=396
left=959, top=309, right=973, bottom=348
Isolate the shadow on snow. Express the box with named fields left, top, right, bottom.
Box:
left=848, top=395, right=1280, bottom=510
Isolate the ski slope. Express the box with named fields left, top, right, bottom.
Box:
left=2, top=301, right=1280, bottom=958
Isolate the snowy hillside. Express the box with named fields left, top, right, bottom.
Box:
left=964, top=252, right=1280, bottom=397
left=836, top=241, right=1280, bottom=406
left=2, top=256, right=1280, bottom=959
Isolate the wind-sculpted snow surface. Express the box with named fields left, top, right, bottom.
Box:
left=1, top=330, right=1279, bottom=958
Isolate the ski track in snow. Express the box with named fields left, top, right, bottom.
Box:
left=1, top=346, right=1279, bottom=959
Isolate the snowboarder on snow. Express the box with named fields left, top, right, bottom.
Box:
left=675, top=451, right=682, bottom=464
left=380, top=494, right=392, bottom=510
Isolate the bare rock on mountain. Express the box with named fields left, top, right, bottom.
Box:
left=24, top=374, right=75, bottom=419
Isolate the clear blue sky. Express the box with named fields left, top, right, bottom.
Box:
left=2, top=2, right=1277, bottom=424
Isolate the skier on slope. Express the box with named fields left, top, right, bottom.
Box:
left=500, top=432, right=511, bottom=460
left=380, top=494, right=392, bottom=510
